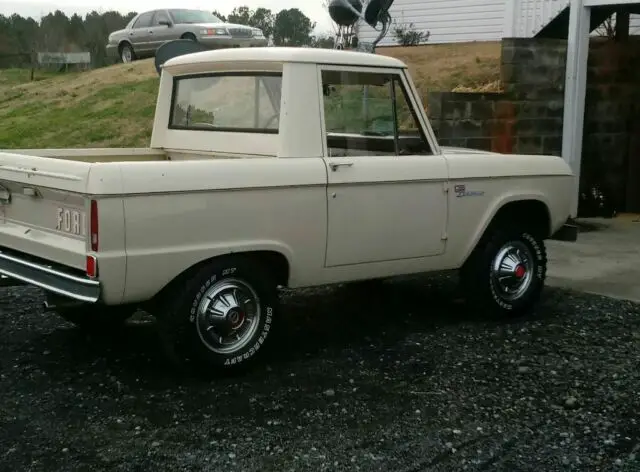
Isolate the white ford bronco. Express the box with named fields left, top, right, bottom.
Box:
left=0, top=47, right=577, bottom=373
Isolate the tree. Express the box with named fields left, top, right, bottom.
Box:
left=225, top=6, right=274, bottom=39
left=311, top=35, right=335, bottom=49
left=272, top=8, right=315, bottom=46
left=250, top=8, right=275, bottom=40
left=212, top=10, right=227, bottom=22
left=392, top=20, right=429, bottom=46
left=227, top=6, right=252, bottom=25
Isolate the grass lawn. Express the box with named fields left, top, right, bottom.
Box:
left=0, top=42, right=502, bottom=149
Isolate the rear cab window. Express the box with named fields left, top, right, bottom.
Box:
left=169, top=72, right=283, bottom=134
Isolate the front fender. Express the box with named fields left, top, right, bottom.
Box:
left=456, top=192, right=551, bottom=267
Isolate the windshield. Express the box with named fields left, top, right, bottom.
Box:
left=168, top=9, right=223, bottom=24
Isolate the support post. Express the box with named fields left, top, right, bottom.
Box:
left=561, top=0, right=590, bottom=217
left=616, top=10, right=630, bottom=41
left=30, top=49, right=36, bottom=81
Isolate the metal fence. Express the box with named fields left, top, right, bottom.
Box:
left=0, top=51, right=93, bottom=80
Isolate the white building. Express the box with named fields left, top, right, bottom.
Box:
left=357, top=0, right=640, bottom=46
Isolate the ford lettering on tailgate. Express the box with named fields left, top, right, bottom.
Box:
left=56, top=207, right=85, bottom=236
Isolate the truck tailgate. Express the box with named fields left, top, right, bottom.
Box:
left=0, top=152, right=98, bottom=301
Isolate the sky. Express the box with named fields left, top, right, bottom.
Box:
left=0, top=0, right=338, bottom=35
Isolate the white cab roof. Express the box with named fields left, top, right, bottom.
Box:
left=163, top=46, right=407, bottom=70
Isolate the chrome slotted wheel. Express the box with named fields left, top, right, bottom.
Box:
left=121, top=47, right=132, bottom=63
left=490, top=240, right=535, bottom=302
left=195, top=279, right=261, bottom=355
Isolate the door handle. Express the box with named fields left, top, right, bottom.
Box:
left=329, top=162, right=354, bottom=171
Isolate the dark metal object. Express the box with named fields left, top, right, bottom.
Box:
left=328, top=0, right=362, bottom=27
left=328, top=0, right=395, bottom=52
left=154, top=39, right=209, bottom=75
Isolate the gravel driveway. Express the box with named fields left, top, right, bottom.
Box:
left=1, top=275, right=639, bottom=472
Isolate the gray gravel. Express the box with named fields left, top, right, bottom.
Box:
left=1, top=275, right=639, bottom=472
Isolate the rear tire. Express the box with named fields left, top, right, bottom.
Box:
left=57, top=305, right=138, bottom=331
left=460, top=224, right=547, bottom=319
left=156, top=256, right=278, bottom=375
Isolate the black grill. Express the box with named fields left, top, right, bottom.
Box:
left=228, top=28, right=253, bottom=38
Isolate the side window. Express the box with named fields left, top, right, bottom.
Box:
left=320, top=69, right=432, bottom=157
left=393, top=80, right=432, bottom=156
left=153, top=11, right=170, bottom=25
left=133, top=12, right=154, bottom=29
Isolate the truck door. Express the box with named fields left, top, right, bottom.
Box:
left=320, top=66, right=448, bottom=267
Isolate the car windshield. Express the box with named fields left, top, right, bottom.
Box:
left=168, top=9, right=222, bottom=24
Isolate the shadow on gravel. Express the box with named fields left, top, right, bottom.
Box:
left=25, top=274, right=562, bottom=389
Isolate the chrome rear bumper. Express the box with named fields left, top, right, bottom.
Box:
left=0, top=249, right=100, bottom=303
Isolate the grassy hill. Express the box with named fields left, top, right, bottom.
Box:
left=0, top=42, right=501, bottom=149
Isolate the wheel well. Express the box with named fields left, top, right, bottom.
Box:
left=460, top=199, right=551, bottom=269
left=181, top=32, right=197, bottom=40
left=147, top=250, right=290, bottom=311
left=487, top=199, right=551, bottom=241
left=118, top=41, right=132, bottom=53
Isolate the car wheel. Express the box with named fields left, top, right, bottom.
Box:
left=156, top=256, right=278, bottom=375
left=57, top=305, right=138, bottom=332
left=119, top=43, right=135, bottom=63
left=460, top=225, right=547, bottom=319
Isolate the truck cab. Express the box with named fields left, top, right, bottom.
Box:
left=154, top=47, right=449, bottom=267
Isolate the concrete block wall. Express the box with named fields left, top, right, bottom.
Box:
left=426, top=36, right=640, bottom=213
left=427, top=38, right=568, bottom=157
left=582, top=37, right=640, bottom=211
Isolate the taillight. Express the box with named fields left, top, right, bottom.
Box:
left=86, top=255, right=97, bottom=278
left=90, top=199, right=99, bottom=252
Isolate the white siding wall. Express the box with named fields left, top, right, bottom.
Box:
left=510, top=0, right=640, bottom=37
left=357, top=0, right=506, bottom=46
left=508, top=0, right=568, bottom=37
left=356, top=0, right=640, bottom=46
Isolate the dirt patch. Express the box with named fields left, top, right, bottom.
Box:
left=377, top=42, right=502, bottom=95
left=2, top=59, right=157, bottom=106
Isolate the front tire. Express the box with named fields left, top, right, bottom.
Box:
left=156, top=256, right=278, bottom=375
left=460, top=225, right=547, bottom=318
left=119, top=43, right=135, bottom=63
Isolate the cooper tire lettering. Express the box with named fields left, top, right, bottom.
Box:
left=156, top=255, right=279, bottom=375
left=461, top=224, right=547, bottom=319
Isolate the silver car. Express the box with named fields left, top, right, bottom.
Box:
left=106, top=8, right=268, bottom=63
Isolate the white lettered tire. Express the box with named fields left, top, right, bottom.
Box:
left=157, top=256, right=278, bottom=374
left=460, top=225, right=547, bottom=318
